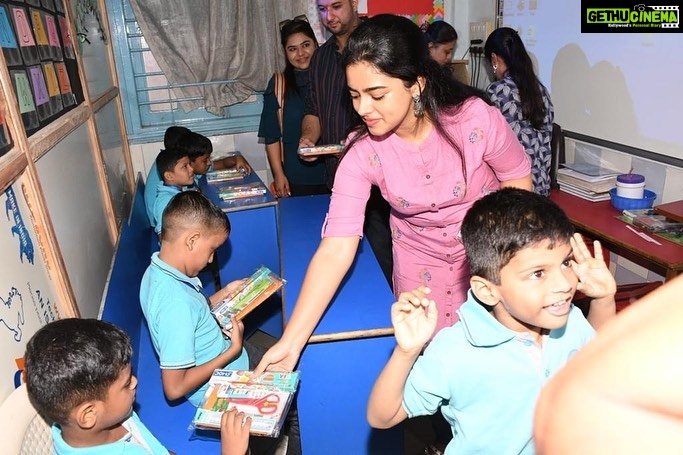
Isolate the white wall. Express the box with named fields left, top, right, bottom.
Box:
left=35, top=124, right=113, bottom=319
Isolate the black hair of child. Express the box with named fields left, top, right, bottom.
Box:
left=24, top=318, right=133, bottom=425
left=461, top=188, right=574, bottom=283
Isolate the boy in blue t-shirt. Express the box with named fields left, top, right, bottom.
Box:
left=140, top=191, right=249, bottom=406
left=367, top=188, right=617, bottom=454
left=25, top=318, right=252, bottom=455
left=144, top=127, right=252, bottom=227
left=151, top=147, right=195, bottom=234
left=144, top=126, right=190, bottom=227
left=24, top=318, right=169, bottom=455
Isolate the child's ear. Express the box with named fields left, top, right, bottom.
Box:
left=184, top=230, right=201, bottom=251
left=470, top=275, right=501, bottom=307
left=162, top=170, right=173, bottom=184
left=72, top=401, right=98, bottom=430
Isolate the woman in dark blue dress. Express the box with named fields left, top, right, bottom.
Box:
left=258, top=17, right=328, bottom=197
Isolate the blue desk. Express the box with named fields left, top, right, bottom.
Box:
left=279, top=195, right=403, bottom=454
left=200, top=171, right=283, bottom=338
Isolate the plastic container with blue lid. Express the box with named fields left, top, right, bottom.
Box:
left=616, top=173, right=645, bottom=199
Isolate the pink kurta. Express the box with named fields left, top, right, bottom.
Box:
left=322, top=98, right=530, bottom=334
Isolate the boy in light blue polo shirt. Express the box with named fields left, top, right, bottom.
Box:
left=25, top=318, right=170, bottom=455
left=140, top=191, right=249, bottom=406
left=367, top=189, right=617, bottom=454
left=144, top=127, right=252, bottom=228
left=144, top=126, right=190, bottom=227
left=151, top=147, right=196, bottom=234
left=25, top=318, right=252, bottom=455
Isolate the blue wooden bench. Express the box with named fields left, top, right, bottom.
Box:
left=100, top=175, right=222, bottom=452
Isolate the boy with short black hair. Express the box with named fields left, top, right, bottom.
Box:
left=178, top=131, right=251, bottom=178
left=145, top=126, right=191, bottom=227
left=144, top=127, right=252, bottom=228
left=367, top=188, right=616, bottom=454
left=151, top=147, right=195, bottom=234
left=24, top=318, right=170, bottom=454
left=140, top=191, right=249, bottom=405
left=25, top=318, right=252, bottom=455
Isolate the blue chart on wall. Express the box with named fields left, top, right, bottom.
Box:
left=0, top=0, right=83, bottom=136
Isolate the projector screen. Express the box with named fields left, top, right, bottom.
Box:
left=501, top=2, right=683, bottom=161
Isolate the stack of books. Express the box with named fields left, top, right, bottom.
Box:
left=556, top=163, right=620, bottom=202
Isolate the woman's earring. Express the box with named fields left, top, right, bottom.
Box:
left=492, top=64, right=498, bottom=76
left=413, top=94, right=424, bottom=117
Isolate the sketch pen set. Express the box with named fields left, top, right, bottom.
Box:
left=211, top=265, right=284, bottom=330
left=205, top=168, right=246, bottom=184
left=192, top=369, right=300, bottom=437
left=216, top=182, right=267, bottom=200
left=297, top=144, right=344, bottom=157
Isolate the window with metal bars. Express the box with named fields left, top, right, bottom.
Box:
left=106, top=0, right=263, bottom=144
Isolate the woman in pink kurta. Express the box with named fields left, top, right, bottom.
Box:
left=255, top=14, right=531, bottom=375
left=326, top=98, right=529, bottom=333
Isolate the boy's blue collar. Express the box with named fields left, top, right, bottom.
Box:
left=150, top=252, right=202, bottom=292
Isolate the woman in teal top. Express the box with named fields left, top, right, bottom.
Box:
left=258, top=17, right=328, bottom=197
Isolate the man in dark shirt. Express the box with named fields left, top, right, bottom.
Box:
left=300, top=0, right=393, bottom=286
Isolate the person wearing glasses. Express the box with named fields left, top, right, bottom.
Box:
left=484, top=27, right=555, bottom=196
left=258, top=17, right=327, bottom=198
left=300, top=0, right=395, bottom=288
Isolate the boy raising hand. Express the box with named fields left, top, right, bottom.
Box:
left=367, top=188, right=616, bottom=453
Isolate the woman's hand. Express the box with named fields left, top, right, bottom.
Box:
left=252, top=338, right=300, bottom=376
left=272, top=174, right=291, bottom=198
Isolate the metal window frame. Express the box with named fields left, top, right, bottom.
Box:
left=106, top=0, right=262, bottom=144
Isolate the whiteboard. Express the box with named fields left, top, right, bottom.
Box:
left=501, top=2, right=683, bottom=160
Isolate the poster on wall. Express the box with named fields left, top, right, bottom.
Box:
left=0, top=0, right=83, bottom=137
left=0, top=174, right=62, bottom=403
left=366, top=0, right=444, bottom=27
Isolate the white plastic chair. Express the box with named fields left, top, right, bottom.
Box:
left=0, top=384, right=52, bottom=455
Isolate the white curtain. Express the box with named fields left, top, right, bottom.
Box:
left=129, top=0, right=310, bottom=115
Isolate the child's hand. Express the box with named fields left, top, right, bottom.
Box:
left=225, top=315, right=245, bottom=348
left=210, top=279, right=248, bottom=309
left=221, top=279, right=248, bottom=300
left=570, top=233, right=617, bottom=300
left=220, top=408, right=251, bottom=455
left=391, top=286, right=438, bottom=353
left=233, top=156, right=252, bottom=175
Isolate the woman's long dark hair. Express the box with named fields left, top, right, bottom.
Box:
left=425, top=20, right=458, bottom=45
left=342, top=14, right=488, bottom=176
left=484, top=27, right=545, bottom=129
left=280, top=19, right=318, bottom=98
